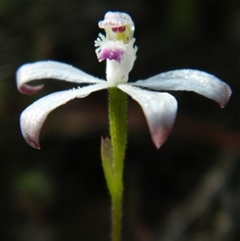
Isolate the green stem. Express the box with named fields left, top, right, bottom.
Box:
left=107, top=87, right=127, bottom=241
left=111, top=193, right=123, bottom=241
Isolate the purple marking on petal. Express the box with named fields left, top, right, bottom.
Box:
left=100, top=48, right=124, bottom=63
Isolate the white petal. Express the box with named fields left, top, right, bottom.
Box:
left=20, top=83, right=108, bottom=149
left=118, top=84, right=178, bottom=149
left=132, top=69, right=232, bottom=108
left=16, top=61, right=104, bottom=95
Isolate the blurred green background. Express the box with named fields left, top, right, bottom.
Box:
left=1, top=0, right=239, bottom=240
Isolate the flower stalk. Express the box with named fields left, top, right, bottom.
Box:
left=101, top=87, right=127, bottom=241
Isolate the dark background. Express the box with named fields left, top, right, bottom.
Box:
left=1, top=0, right=239, bottom=240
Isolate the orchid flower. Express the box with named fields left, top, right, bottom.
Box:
left=16, top=12, right=231, bottom=150
left=16, top=11, right=232, bottom=241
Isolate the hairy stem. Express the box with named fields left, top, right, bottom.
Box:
left=106, top=87, right=127, bottom=241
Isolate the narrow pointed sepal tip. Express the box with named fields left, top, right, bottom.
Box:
left=219, top=84, right=232, bottom=108
left=220, top=91, right=232, bottom=108
left=25, top=135, right=41, bottom=150
left=220, top=103, right=227, bottom=109
left=151, top=128, right=171, bottom=149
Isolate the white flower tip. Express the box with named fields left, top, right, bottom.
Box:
left=16, top=65, right=45, bottom=95
left=18, top=84, right=44, bottom=95
left=151, top=127, right=172, bottom=149
left=219, top=85, right=232, bottom=108
left=20, top=116, right=41, bottom=149
left=24, top=134, right=41, bottom=149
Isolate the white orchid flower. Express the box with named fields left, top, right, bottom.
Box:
left=16, top=11, right=232, bottom=149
